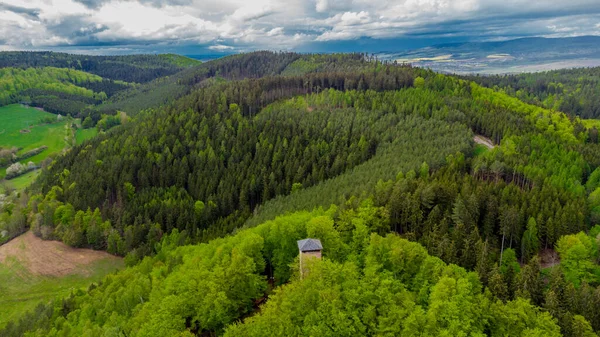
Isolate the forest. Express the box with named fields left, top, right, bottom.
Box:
left=0, top=52, right=203, bottom=119
left=463, top=67, right=600, bottom=119
left=0, top=52, right=201, bottom=83
left=3, top=51, right=600, bottom=336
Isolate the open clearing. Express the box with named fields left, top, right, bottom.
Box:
left=0, top=104, right=74, bottom=187
left=76, top=127, right=98, bottom=145
left=474, top=135, right=495, bottom=149
left=0, top=104, right=67, bottom=158
left=0, top=232, right=123, bottom=328
left=4, top=170, right=40, bottom=190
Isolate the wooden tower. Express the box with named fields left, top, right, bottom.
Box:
left=297, top=238, right=322, bottom=279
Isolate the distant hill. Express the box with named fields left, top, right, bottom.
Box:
left=0, top=52, right=201, bottom=83
left=380, top=36, right=600, bottom=74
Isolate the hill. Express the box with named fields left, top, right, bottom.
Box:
left=461, top=66, right=600, bottom=119
left=3, top=51, right=600, bottom=336
left=0, top=210, right=566, bottom=337
left=0, top=52, right=201, bottom=83
left=0, top=66, right=134, bottom=123
left=96, top=52, right=370, bottom=116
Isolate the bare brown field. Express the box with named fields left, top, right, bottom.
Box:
left=0, top=231, right=120, bottom=277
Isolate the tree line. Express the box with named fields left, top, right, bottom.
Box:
left=0, top=51, right=200, bottom=83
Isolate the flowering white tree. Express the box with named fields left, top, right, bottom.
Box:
left=6, top=162, right=25, bottom=178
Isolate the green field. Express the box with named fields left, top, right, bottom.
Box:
left=4, top=170, right=40, bottom=190
left=0, top=258, right=122, bottom=329
left=76, top=128, right=98, bottom=145
left=0, top=104, right=68, bottom=155
left=0, top=104, right=73, bottom=187
left=0, top=233, right=123, bottom=329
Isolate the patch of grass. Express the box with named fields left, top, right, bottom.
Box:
left=474, top=144, right=489, bottom=156
left=0, top=257, right=123, bottom=329
left=75, top=128, right=98, bottom=145
left=4, top=170, right=40, bottom=190
left=0, top=104, right=69, bottom=164
left=0, top=104, right=74, bottom=188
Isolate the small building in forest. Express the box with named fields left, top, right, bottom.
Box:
left=297, top=238, right=322, bottom=279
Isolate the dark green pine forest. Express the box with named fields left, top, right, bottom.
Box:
left=3, top=52, right=600, bottom=336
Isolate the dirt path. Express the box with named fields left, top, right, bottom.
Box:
left=474, top=135, right=495, bottom=149
left=0, top=232, right=121, bottom=277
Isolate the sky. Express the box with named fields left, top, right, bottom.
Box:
left=0, top=0, right=599, bottom=55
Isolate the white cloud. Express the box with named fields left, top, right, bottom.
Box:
left=267, top=27, right=284, bottom=36
left=208, top=44, right=235, bottom=51
left=0, top=0, right=599, bottom=52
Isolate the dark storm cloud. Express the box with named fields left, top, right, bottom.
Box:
left=399, top=6, right=600, bottom=41
left=45, top=15, right=109, bottom=44
left=0, top=3, right=40, bottom=19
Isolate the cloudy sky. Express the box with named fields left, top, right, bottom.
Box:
left=0, top=0, right=599, bottom=54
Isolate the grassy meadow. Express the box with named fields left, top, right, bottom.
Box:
left=0, top=233, right=123, bottom=329
left=0, top=104, right=67, bottom=156
left=76, top=127, right=98, bottom=145
left=5, top=171, right=41, bottom=190
left=0, top=257, right=122, bottom=329
left=0, top=104, right=96, bottom=188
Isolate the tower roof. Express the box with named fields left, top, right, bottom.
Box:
left=297, top=238, right=323, bottom=252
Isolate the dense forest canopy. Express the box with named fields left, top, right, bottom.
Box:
left=3, top=51, right=600, bottom=336
left=0, top=52, right=201, bottom=83
left=0, top=52, right=205, bottom=119
left=0, top=208, right=570, bottom=337
left=463, top=67, right=600, bottom=119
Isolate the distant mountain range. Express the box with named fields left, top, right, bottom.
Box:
left=378, top=36, right=600, bottom=74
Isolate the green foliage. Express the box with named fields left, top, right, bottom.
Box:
left=0, top=104, right=73, bottom=185
left=8, top=52, right=600, bottom=336
left=556, top=232, right=600, bottom=287
left=522, top=218, right=540, bottom=262
left=280, top=53, right=367, bottom=76
left=157, top=54, right=202, bottom=68
left=4, top=208, right=564, bottom=337
left=0, top=67, right=102, bottom=105
left=81, top=116, right=94, bottom=129
left=470, top=83, right=578, bottom=143
left=0, top=51, right=199, bottom=83
left=464, top=67, right=600, bottom=119
left=413, top=76, right=426, bottom=88
left=95, top=114, right=121, bottom=131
